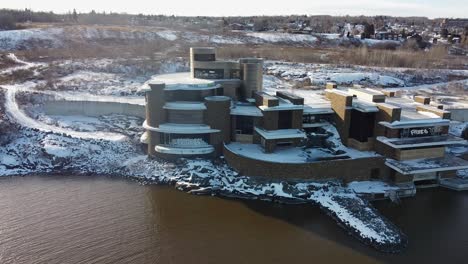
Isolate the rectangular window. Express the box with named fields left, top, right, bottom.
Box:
left=277, top=141, right=293, bottom=147
left=194, top=68, right=224, bottom=79
left=302, top=114, right=314, bottom=123
left=194, top=54, right=215, bottom=61
left=278, top=111, right=293, bottom=129
left=230, top=69, right=241, bottom=79
left=235, top=116, right=254, bottom=134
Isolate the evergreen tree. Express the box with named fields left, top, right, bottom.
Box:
left=72, top=9, right=78, bottom=22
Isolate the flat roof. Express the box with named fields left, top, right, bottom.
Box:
left=348, top=87, right=385, bottom=96
left=303, top=105, right=334, bottom=115
left=376, top=135, right=466, bottom=149
left=352, top=98, right=379, bottom=113
left=379, top=118, right=450, bottom=129
left=142, top=72, right=220, bottom=91
left=230, top=104, right=263, bottom=117
left=400, top=109, right=439, bottom=120
left=385, top=154, right=468, bottom=175
left=143, top=121, right=220, bottom=134
left=303, top=122, right=330, bottom=128
left=254, top=127, right=306, bottom=140
left=163, top=101, right=207, bottom=110
left=258, top=97, right=303, bottom=111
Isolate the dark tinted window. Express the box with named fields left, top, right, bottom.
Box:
left=194, top=68, right=224, bottom=79
left=194, top=54, right=215, bottom=61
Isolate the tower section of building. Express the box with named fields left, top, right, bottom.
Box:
left=239, top=58, right=263, bottom=99
left=142, top=73, right=229, bottom=160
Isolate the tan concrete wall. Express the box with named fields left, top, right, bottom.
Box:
left=326, top=91, right=353, bottom=145
left=347, top=138, right=375, bottom=151
left=326, top=82, right=337, bottom=89
left=396, top=147, right=445, bottom=160
left=375, top=103, right=401, bottom=136
left=224, top=145, right=389, bottom=182
left=391, top=171, right=414, bottom=183
left=414, top=96, right=430, bottom=105
left=415, top=105, right=451, bottom=119
left=190, top=47, right=216, bottom=77
left=374, top=140, right=397, bottom=159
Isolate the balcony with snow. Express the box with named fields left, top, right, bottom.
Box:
left=154, top=135, right=215, bottom=156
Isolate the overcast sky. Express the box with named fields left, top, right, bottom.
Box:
left=3, top=0, right=467, bottom=18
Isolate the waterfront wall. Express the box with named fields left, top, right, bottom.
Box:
left=42, top=100, right=145, bottom=118
left=223, top=145, right=389, bottom=182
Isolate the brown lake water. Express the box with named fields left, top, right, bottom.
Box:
left=0, top=175, right=467, bottom=264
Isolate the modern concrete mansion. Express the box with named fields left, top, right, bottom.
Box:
left=141, top=47, right=468, bottom=188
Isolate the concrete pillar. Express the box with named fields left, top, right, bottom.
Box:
left=240, top=58, right=263, bottom=99
left=146, top=82, right=166, bottom=156
left=204, top=96, right=232, bottom=155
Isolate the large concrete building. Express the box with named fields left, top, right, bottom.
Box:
left=142, top=47, right=468, bottom=186
left=143, top=47, right=306, bottom=159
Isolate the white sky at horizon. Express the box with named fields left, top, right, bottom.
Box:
left=2, top=0, right=467, bottom=18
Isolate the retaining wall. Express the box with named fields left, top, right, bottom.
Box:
left=42, top=100, right=145, bottom=118
left=223, top=145, right=389, bottom=182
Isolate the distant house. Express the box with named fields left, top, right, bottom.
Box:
left=375, top=31, right=400, bottom=41
left=230, top=23, right=246, bottom=31
left=441, top=19, right=468, bottom=28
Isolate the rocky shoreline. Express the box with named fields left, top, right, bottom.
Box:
left=0, top=124, right=408, bottom=253
left=0, top=57, right=417, bottom=253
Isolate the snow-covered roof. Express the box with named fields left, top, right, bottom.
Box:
left=230, top=104, right=263, bottom=117
left=376, top=135, right=465, bottom=149
left=303, top=105, right=334, bottom=115
left=163, top=101, right=207, bottom=111
left=386, top=154, right=468, bottom=175
left=141, top=72, right=220, bottom=91
left=254, top=127, right=306, bottom=140
left=400, top=109, right=441, bottom=121
left=143, top=121, right=220, bottom=134
left=348, top=88, right=385, bottom=104
left=352, top=98, right=379, bottom=113
left=224, top=142, right=309, bottom=163
left=347, top=181, right=400, bottom=194
left=258, top=97, right=303, bottom=111
left=303, top=122, right=330, bottom=128
left=379, top=118, right=450, bottom=129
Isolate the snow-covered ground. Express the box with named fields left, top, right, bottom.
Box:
left=246, top=32, right=317, bottom=44
left=0, top=55, right=407, bottom=252
left=0, top=25, right=412, bottom=51
left=265, top=61, right=468, bottom=88
left=2, top=52, right=467, bottom=253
